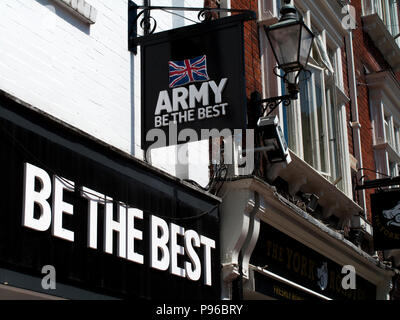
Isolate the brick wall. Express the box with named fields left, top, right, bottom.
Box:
left=231, top=0, right=262, bottom=98
left=351, top=0, right=399, bottom=220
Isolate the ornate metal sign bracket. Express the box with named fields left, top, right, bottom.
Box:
left=128, top=1, right=256, bottom=53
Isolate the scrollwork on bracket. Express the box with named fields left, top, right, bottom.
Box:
left=128, top=3, right=256, bottom=50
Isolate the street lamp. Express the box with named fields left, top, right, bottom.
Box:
left=264, top=0, right=314, bottom=98
left=250, top=0, right=314, bottom=164
left=252, top=0, right=314, bottom=117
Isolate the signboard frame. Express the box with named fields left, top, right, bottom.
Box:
left=371, top=191, right=400, bottom=250
left=138, top=14, right=251, bottom=150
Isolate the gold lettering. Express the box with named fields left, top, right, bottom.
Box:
left=293, top=252, right=300, bottom=273
left=308, top=259, right=315, bottom=280
left=279, top=247, right=285, bottom=263
left=266, top=240, right=272, bottom=257
left=272, top=244, right=278, bottom=260
left=273, top=286, right=291, bottom=299
left=357, top=289, right=365, bottom=300
left=292, top=293, right=304, bottom=300
left=329, top=271, right=336, bottom=291
left=336, top=274, right=342, bottom=292
left=301, top=256, right=308, bottom=277
left=286, top=248, right=293, bottom=270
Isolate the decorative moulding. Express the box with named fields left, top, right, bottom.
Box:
left=53, top=0, right=97, bottom=24
left=362, top=13, right=400, bottom=71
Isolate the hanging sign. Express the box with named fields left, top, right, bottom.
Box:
left=139, top=14, right=250, bottom=150
left=371, top=191, right=400, bottom=250
left=250, top=223, right=377, bottom=300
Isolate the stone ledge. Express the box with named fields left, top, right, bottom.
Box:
left=53, top=0, right=97, bottom=24
left=362, top=13, right=400, bottom=71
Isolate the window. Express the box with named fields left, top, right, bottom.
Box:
left=383, top=113, right=400, bottom=155
left=384, top=114, right=393, bottom=147
left=281, top=17, right=347, bottom=192
left=276, top=0, right=283, bottom=15
left=390, top=161, right=398, bottom=177
left=395, top=126, right=400, bottom=153
left=389, top=161, right=399, bottom=188
left=366, top=71, right=400, bottom=185
left=389, top=0, right=400, bottom=46
left=382, top=109, right=400, bottom=181
left=363, top=0, right=400, bottom=45
left=326, top=84, right=343, bottom=188
left=299, top=65, right=330, bottom=174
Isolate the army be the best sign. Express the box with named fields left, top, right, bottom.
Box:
left=139, top=14, right=250, bottom=150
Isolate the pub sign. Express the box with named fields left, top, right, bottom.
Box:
left=371, top=191, right=400, bottom=250
left=251, top=223, right=377, bottom=300
left=139, top=14, right=250, bottom=150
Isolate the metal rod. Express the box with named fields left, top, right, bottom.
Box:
left=355, top=176, right=400, bottom=190
left=135, top=5, right=255, bottom=14
left=243, top=145, right=276, bottom=153
left=143, top=0, right=151, bottom=35
left=258, top=94, right=294, bottom=105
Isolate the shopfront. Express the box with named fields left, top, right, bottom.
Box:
left=0, top=90, right=220, bottom=300
left=219, top=176, right=394, bottom=300
left=250, top=222, right=376, bottom=300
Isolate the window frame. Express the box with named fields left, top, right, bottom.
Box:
left=284, top=14, right=347, bottom=178
left=362, top=0, right=400, bottom=45
left=297, top=62, right=331, bottom=176
left=262, top=1, right=352, bottom=197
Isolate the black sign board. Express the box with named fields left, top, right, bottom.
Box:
left=139, top=14, right=249, bottom=150
left=0, top=92, right=220, bottom=300
left=371, top=191, right=400, bottom=250
left=253, top=272, right=319, bottom=301
left=250, top=223, right=377, bottom=300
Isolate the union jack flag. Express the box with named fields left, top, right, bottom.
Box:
left=168, top=55, right=210, bottom=89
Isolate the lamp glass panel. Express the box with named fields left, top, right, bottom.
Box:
left=285, top=69, right=300, bottom=86
left=299, top=24, right=314, bottom=66
left=268, top=24, right=301, bottom=68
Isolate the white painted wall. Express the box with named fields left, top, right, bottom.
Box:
left=0, top=0, right=132, bottom=153
left=133, top=0, right=210, bottom=187
left=0, top=0, right=210, bottom=187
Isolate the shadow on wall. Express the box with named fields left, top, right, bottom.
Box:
left=35, top=0, right=91, bottom=35
left=172, top=0, right=185, bottom=28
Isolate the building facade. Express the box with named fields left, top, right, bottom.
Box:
left=356, top=0, right=400, bottom=275
left=219, top=0, right=397, bottom=300
left=0, top=0, right=399, bottom=300
left=0, top=0, right=221, bottom=300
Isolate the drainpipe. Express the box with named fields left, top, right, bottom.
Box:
left=345, top=30, right=367, bottom=215
left=143, top=0, right=151, bottom=35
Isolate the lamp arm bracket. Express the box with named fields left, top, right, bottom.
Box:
left=259, top=95, right=293, bottom=117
